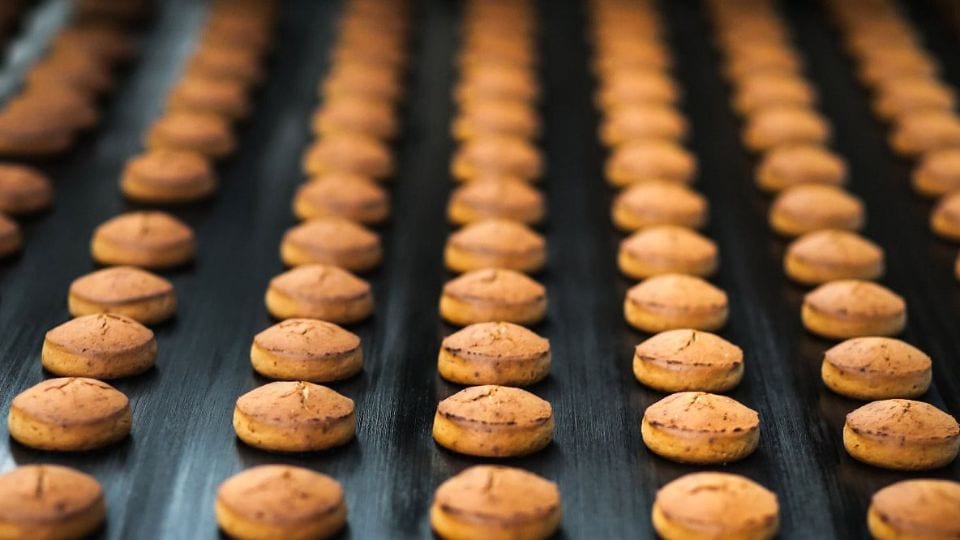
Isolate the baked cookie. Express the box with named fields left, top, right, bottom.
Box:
left=742, top=106, right=831, bottom=153
left=0, top=212, right=21, bottom=258
left=732, top=72, right=816, bottom=116
left=312, top=96, right=398, bottom=140
left=52, top=23, right=137, bottom=65
left=251, top=319, right=362, bottom=382
left=913, top=147, right=960, bottom=197
left=802, top=279, right=906, bottom=339
left=641, top=391, right=760, bottom=463
left=167, top=75, right=251, bottom=122
left=611, top=181, right=708, bottom=231
left=145, top=112, right=236, bottom=159
left=293, top=174, right=390, bottom=225
left=444, top=219, right=545, bottom=274
left=302, top=133, right=393, bottom=179
left=280, top=217, right=382, bottom=272
left=595, top=69, right=679, bottom=109
left=822, top=337, right=931, bottom=400
left=91, top=211, right=196, bottom=269
left=769, top=184, right=865, bottom=237
left=5, top=87, right=99, bottom=133
left=618, top=225, right=718, bottom=279
left=233, top=381, right=356, bottom=452
left=0, top=464, right=106, bottom=540
left=633, top=329, right=743, bottom=392
left=265, top=264, right=373, bottom=323
left=439, top=322, right=550, bottom=386
left=321, top=61, right=402, bottom=103
left=724, top=44, right=802, bottom=80
left=0, top=105, right=75, bottom=157
left=598, top=103, right=687, bottom=147
left=447, top=177, right=545, bottom=225
left=889, top=110, right=960, bottom=157
left=867, top=479, right=960, bottom=540
left=0, top=163, right=53, bottom=215
left=844, top=399, right=958, bottom=470
left=452, top=99, right=539, bottom=141
left=440, top=268, right=546, bottom=326
left=68, top=266, right=176, bottom=324
left=450, top=136, right=543, bottom=182
left=873, top=77, right=955, bottom=122
left=433, top=385, right=553, bottom=457
left=784, top=230, right=884, bottom=285
left=24, top=50, right=114, bottom=98
left=931, top=191, right=960, bottom=241
left=454, top=64, right=539, bottom=104
left=624, top=274, right=728, bottom=333
left=185, top=45, right=264, bottom=87
left=755, top=144, right=847, bottom=192
left=120, top=150, right=217, bottom=204
left=42, top=313, right=157, bottom=379
left=605, top=139, right=697, bottom=187
left=858, top=48, right=938, bottom=88
left=8, top=377, right=131, bottom=451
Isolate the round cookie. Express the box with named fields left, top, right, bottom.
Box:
left=598, top=103, right=687, bottom=147
left=448, top=177, right=545, bottom=226
left=889, top=110, right=960, bottom=158
left=251, top=319, right=362, bottom=382
left=301, top=133, right=393, bottom=179
left=641, top=391, right=760, bottom=464
left=280, top=217, right=382, bottom=272
left=595, top=69, right=679, bottom=109
left=802, top=279, right=906, bottom=339
left=454, top=64, right=539, bottom=104
left=24, top=50, right=114, bottom=98
left=450, top=136, right=543, bottom=183
left=8, top=377, right=131, bottom=451
left=652, top=472, right=779, bottom=540
left=873, top=77, right=955, bottom=122
left=732, top=72, right=816, bottom=116
left=439, top=268, right=547, bottom=326
left=265, top=264, right=374, bottom=324
left=0, top=105, right=75, bottom=157
left=0, top=212, right=21, bottom=258
left=90, top=211, right=196, bottom=269
left=145, top=112, right=236, bottom=159
left=433, top=385, right=553, bottom=457
left=439, top=322, right=550, bottom=386
left=167, top=75, right=251, bottom=122
left=618, top=225, right=718, bottom=279
left=452, top=99, right=539, bottom=141
left=216, top=465, right=347, bottom=540
left=784, top=230, right=884, bottom=285
left=68, top=266, right=176, bottom=324
left=724, top=44, right=802, bottom=80
left=51, top=23, right=137, bottom=65
left=185, top=45, right=264, bottom=87
left=844, top=399, right=958, bottom=470
left=755, top=144, right=847, bottom=192
left=633, top=329, right=743, bottom=392
left=312, top=96, right=398, bottom=140
left=913, top=147, right=960, bottom=198
left=0, top=163, right=53, bottom=215
left=42, top=313, right=157, bottom=379
left=611, top=181, right=708, bottom=232
left=445, top=219, right=546, bottom=274
left=430, top=465, right=561, bottom=540
left=321, top=61, right=402, bottom=103
left=624, top=274, right=728, bottom=333
left=742, top=106, right=831, bottom=153
left=5, top=87, right=99, bottom=132
left=867, top=479, right=960, bottom=540
left=769, top=184, right=865, bottom=237
left=930, top=191, right=960, bottom=241
left=605, top=139, right=697, bottom=187
left=233, top=381, right=356, bottom=452
left=120, top=150, right=217, bottom=204
left=293, top=174, right=390, bottom=225
left=822, top=337, right=931, bottom=400
left=858, top=48, right=938, bottom=88
left=0, top=464, right=106, bottom=540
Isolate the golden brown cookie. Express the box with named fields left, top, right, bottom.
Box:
left=769, top=184, right=865, bottom=237
left=444, top=219, right=545, bottom=274
left=440, top=268, right=547, bottom=326
left=24, top=50, right=114, bottom=98
left=889, top=110, right=960, bottom=157
left=233, top=381, right=355, bottom=452
left=185, top=45, right=264, bottom=87
left=447, top=177, right=545, bottom=226
left=844, top=399, right=958, bottom=470
left=280, top=217, right=382, bottom=272
left=68, top=266, right=176, bottom=325
left=611, top=181, right=708, bottom=232
left=433, top=385, right=553, bottom=457
left=595, top=69, right=679, bottom=109
left=618, top=225, right=718, bottom=279
left=873, top=77, right=955, bottom=122
left=742, top=106, right=831, bottom=153
left=732, top=72, right=816, bottom=116
left=624, top=274, right=728, bottom=333
left=913, top=147, right=960, bottom=197
left=216, top=465, right=346, bottom=540
left=784, top=230, right=884, bottom=285
left=293, top=174, right=390, bottom=225
left=822, top=337, right=931, bottom=400
left=0, top=212, right=21, bottom=258
left=755, top=144, right=847, bottom=192
left=120, top=150, right=217, bottom=204
left=451, top=136, right=543, bottom=182
left=5, top=86, right=99, bottom=132
left=633, top=329, right=743, bottom=392
left=605, top=139, right=697, bottom=187
left=867, top=479, right=960, bottom=540
left=931, top=191, right=960, bottom=241
left=802, top=279, right=906, bottom=339
left=430, top=465, right=561, bottom=540
left=439, top=322, right=550, bottom=386
left=454, top=64, right=539, bottom=104
left=42, top=313, right=156, bottom=379
left=598, top=103, right=687, bottom=147
left=652, top=472, right=779, bottom=540
left=166, top=75, right=252, bottom=122
left=724, top=44, right=802, bottom=80
left=52, top=23, right=137, bottom=65
left=145, top=112, right=236, bottom=159
left=321, top=61, right=402, bottom=103
left=452, top=99, right=539, bottom=142
left=0, top=105, right=75, bottom=157
left=0, top=163, right=53, bottom=215
left=265, top=264, right=374, bottom=324
left=8, top=377, right=131, bottom=451
left=312, top=96, right=398, bottom=141
left=302, top=133, right=393, bottom=179
left=91, top=211, right=196, bottom=269
left=858, top=48, right=938, bottom=88
left=251, top=319, right=362, bottom=382
left=0, top=464, right=106, bottom=540
left=642, top=391, right=759, bottom=463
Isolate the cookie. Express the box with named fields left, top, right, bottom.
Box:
left=430, top=465, right=561, bottom=540
left=0, top=163, right=53, bottom=215
left=120, top=150, right=217, bottom=204
left=769, top=184, right=865, bottom=237
left=652, top=472, right=779, bottom=540
left=452, top=99, right=539, bottom=141
left=867, top=479, right=960, bottom=539
left=913, top=147, right=960, bottom=197
left=454, top=64, right=539, bottom=104
left=889, top=110, right=960, bottom=157
left=5, top=86, right=99, bottom=132
left=233, top=381, right=355, bottom=452
left=873, top=77, right=955, bottom=122
left=598, top=103, right=687, bottom=147
left=145, top=112, right=236, bottom=159
left=0, top=105, right=75, bottom=157
left=440, top=268, right=547, bottom=326
left=166, top=75, right=252, bottom=122
left=445, top=218, right=545, bottom=274
left=844, top=399, right=958, bottom=470
left=68, top=266, right=176, bottom=325
left=724, top=44, right=802, bottom=80
left=611, top=181, right=708, bottom=232
left=433, top=385, right=553, bottom=457
left=641, top=391, right=760, bottom=463
left=624, top=274, right=728, bottom=333
left=0, top=212, right=21, bottom=258
left=742, top=106, right=831, bottom=152
left=216, top=465, right=346, bottom=540
left=732, top=72, right=816, bottom=116
left=439, top=322, right=550, bottom=386
left=931, top=191, right=960, bottom=241
left=24, top=50, right=114, bottom=97
left=0, top=465, right=106, bottom=540
left=633, top=329, right=743, bottom=393
left=784, top=230, right=884, bottom=285
left=618, top=225, right=718, bottom=279
left=185, top=45, right=264, bottom=87
left=293, top=174, right=390, bottom=225
left=755, top=144, right=847, bottom=192
left=251, top=319, right=362, bottom=382
left=822, top=337, right=931, bottom=400
left=91, top=211, right=196, bottom=269
left=52, top=23, right=137, bottom=65
left=280, top=217, right=382, bottom=272
left=605, top=139, right=697, bottom=187
left=265, top=264, right=374, bottom=324
left=321, top=61, right=402, bottom=103
left=302, top=133, right=393, bottom=179
left=447, top=177, right=545, bottom=226
left=8, top=377, right=131, bottom=451
left=802, top=279, right=906, bottom=339
left=42, top=313, right=156, bottom=379
left=858, top=48, right=938, bottom=88
left=595, top=69, right=679, bottom=109
left=451, top=136, right=543, bottom=182
left=312, top=96, right=398, bottom=141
